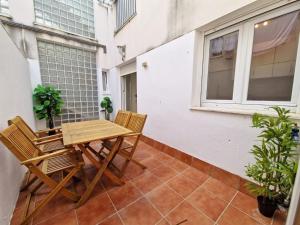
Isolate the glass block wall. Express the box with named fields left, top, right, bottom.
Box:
left=0, top=0, right=9, bottom=15
left=34, top=0, right=95, bottom=38
left=38, top=41, right=99, bottom=126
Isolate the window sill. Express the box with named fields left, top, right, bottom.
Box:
left=190, top=106, right=300, bottom=120
left=33, top=22, right=97, bottom=41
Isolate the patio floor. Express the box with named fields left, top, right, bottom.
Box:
left=10, top=140, right=287, bottom=225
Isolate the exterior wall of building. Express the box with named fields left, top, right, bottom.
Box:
left=101, top=0, right=261, bottom=67
left=137, top=32, right=259, bottom=178
left=1, top=0, right=109, bottom=127
left=0, top=24, right=35, bottom=225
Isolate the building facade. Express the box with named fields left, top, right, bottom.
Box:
left=1, top=0, right=300, bottom=224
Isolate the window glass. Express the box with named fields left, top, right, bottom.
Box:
left=38, top=41, right=99, bottom=126
left=116, top=0, right=136, bottom=30
left=0, top=0, right=9, bottom=15
left=33, top=0, right=95, bottom=38
left=206, top=31, right=239, bottom=100
left=102, top=71, right=108, bottom=91
left=247, top=11, right=300, bottom=101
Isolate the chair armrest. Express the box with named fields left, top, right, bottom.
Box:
left=21, top=149, right=71, bottom=165
left=35, top=133, right=62, bottom=142
left=122, top=132, right=141, bottom=137
left=35, top=136, right=63, bottom=146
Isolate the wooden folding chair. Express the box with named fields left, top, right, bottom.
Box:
left=8, top=116, right=66, bottom=191
left=114, top=110, right=132, bottom=127
left=99, top=113, right=147, bottom=177
left=0, top=124, right=84, bottom=225
left=8, top=116, right=64, bottom=153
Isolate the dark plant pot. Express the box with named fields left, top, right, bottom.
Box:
left=257, top=196, right=277, bottom=218
left=48, top=130, right=56, bottom=136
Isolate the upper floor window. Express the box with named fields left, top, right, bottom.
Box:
left=201, top=6, right=300, bottom=112
left=0, top=0, right=10, bottom=15
left=116, top=0, right=136, bottom=31
left=34, top=0, right=95, bottom=38
left=102, top=70, right=108, bottom=92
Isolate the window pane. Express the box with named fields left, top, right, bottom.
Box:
left=206, top=31, right=239, bottom=100
left=116, top=0, right=136, bottom=29
left=33, top=0, right=95, bottom=38
left=247, top=11, right=300, bottom=101
left=38, top=41, right=99, bottom=126
left=102, top=71, right=107, bottom=91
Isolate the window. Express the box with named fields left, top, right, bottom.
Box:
left=0, top=0, right=9, bottom=15
left=247, top=12, right=299, bottom=101
left=201, top=6, right=300, bottom=111
left=102, top=71, right=108, bottom=92
left=206, top=31, right=239, bottom=100
left=34, top=0, right=95, bottom=38
left=116, top=0, right=136, bottom=30
left=38, top=41, right=99, bottom=126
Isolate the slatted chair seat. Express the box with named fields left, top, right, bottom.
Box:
left=102, top=139, right=133, bottom=150
left=39, top=140, right=65, bottom=153
left=41, top=151, right=83, bottom=174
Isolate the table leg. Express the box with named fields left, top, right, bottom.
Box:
left=76, top=137, right=123, bottom=207
left=77, top=144, right=124, bottom=185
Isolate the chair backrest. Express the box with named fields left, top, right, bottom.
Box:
left=8, top=116, right=37, bottom=141
left=0, top=124, right=41, bottom=163
left=114, top=110, right=132, bottom=127
left=126, top=113, right=147, bottom=133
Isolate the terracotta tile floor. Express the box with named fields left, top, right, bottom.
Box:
left=11, top=141, right=287, bottom=225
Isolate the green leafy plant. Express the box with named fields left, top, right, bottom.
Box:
left=33, top=85, right=64, bottom=129
left=246, top=106, right=298, bottom=207
left=100, top=97, right=113, bottom=120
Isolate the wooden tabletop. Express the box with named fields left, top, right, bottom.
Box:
left=61, top=120, right=132, bottom=146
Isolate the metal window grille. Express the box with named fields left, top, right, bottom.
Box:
left=38, top=41, right=99, bottom=126
left=34, top=0, right=95, bottom=38
left=116, top=0, right=136, bottom=30
left=0, top=0, right=9, bottom=15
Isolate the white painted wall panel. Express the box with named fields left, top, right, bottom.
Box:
left=0, top=24, right=35, bottom=225
left=137, top=32, right=258, bottom=178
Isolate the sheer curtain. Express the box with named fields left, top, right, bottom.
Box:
left=253, top=11, right=299, bottom=55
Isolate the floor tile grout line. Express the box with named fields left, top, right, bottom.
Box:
left=214, top=190, right=239, bottom=225
left=130, top=177, right=169, bottom=221
left=103, top=191, right=127, bottom=225
left=230, top=204, right=270, bottom=225
left=161, top=175, right=213, bottom=224
left=74, top=208, right=80, bottom=225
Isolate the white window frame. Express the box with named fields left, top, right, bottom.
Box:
left=201, top=25, right=245, bottom=105
left=200, top=4, right=300, bottom=113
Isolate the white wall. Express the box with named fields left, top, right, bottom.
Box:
left=99, top=0, right=258, bottom=68
left=0, top=24, right=35, bottom=225
left=137, top=32, right=259, bottom=178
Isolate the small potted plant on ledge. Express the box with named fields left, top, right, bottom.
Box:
left=246, top=106, right=298, bottom=218
left=33, top=85, right=64, bottom=135
left=100, top=96, right=113, bottom=120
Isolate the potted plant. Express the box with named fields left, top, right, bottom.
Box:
left=246, top=106, right=298, bottom=218
left=33, top=85, right=64, bottom=134
left=100, top=97, right=113, bottom=120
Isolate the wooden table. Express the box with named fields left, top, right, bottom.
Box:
left=62, top=120, right=132, bottom=206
